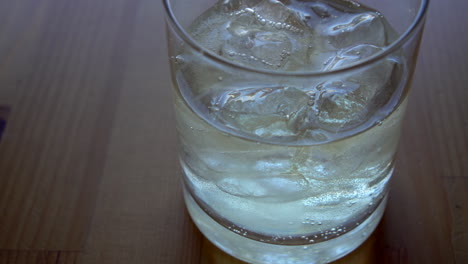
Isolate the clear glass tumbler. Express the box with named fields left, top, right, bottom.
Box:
left=163, top=0, right=429, bottom=263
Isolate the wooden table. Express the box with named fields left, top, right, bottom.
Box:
left=0, top=0, right=466, bottom=263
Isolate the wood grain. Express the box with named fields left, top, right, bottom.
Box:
left=0, top=0, right=466, bottom=263
left=0, top=0, right=141, bottom=250
left=0, top=251, right=78, bottom=264
left=414, top=1, right=468, bottom=263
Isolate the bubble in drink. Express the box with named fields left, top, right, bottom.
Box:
left=173, top=0, right=408, bottom=259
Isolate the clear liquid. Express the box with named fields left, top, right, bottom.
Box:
left=172, top=0, right=407, bottom=254
left=177, top=91, right=405, bottom=244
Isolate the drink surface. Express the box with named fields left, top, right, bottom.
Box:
left=173, top=0, right=407, bottom=244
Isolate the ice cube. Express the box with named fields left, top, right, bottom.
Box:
left=219, top=0, right=262, bottom=13
left=221, top=13, right=294, bottom=69
left=311, top=44, right=398, bottom=132
left=325, top=44, right=382, bottom=70
left=208, top=86, right=311, bottom=137
left=313, top=80, right=371, bottom=132
left=217, top=174, right=309, bottom=202
left=215, top=0, right=312, bottom=70
left=252, top=0, right=306, bottom=33
left=320, top=11, right=389, bottom=49
left=220, top=0, right=244, bottom=12
left=309, top=2, right=333, bottom=19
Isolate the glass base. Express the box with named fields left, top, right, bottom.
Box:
left=184, top=186, right=387, bottom=264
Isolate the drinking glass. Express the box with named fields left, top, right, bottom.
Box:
left=163, top=0, right=429, bottom=263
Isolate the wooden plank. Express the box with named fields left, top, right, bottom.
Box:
left=0, top=251, right=79, bottom=264
left=0, top=0, right=130, bottom=250
left=0, top=0, right=465, bottom=262
left=45, top=252, right=59, bottom=264
left=58, top=252, right=77, bottom=264
left=414, top=1, right=468, bottom=263
left=0, top=251, right=7, bottom=264
left=77, top=0, right=203, bottom=263
left=6, top=252, right=17, bottom=264
left=444, top=178, right=468, bottom=264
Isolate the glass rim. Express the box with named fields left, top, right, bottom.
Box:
left=163, top=0, right=430, bottom=77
